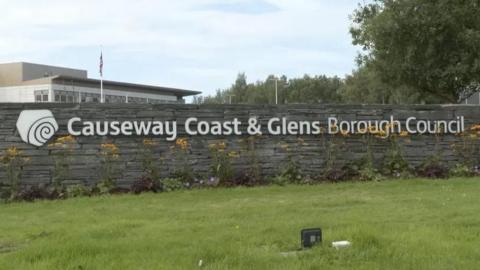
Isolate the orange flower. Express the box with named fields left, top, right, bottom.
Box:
left=175, top=138, right=189, bottom=150
left=143, top=138, right=156, bottom=146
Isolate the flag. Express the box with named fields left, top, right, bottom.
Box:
left=99, top=52, right=103, bottom=77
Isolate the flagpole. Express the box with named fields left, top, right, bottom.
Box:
left=100, top=50, right=104, bottom=103
left=100, top=76, right=104, bottom=103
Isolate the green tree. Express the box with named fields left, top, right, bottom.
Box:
left=351, top=0, right=480, bottom=103
left=194, top=73, right=344, bottom=105
left=340, top=66, right=428, bottom=104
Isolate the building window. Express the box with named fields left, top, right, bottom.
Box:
left=79, top=92, right=100, bottom=103
left=54, top=90, right=82, bottom=103
left=34, top=90, right=49, bottom=103
left=105, top=95, right=126, bottom=103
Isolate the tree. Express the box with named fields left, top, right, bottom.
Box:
left=340, top=65, right=437, bottom=104
left=194, top=73, right=344, bottom=105
left=350, top=0, right=480, bottom=103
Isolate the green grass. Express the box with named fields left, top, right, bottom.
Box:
left=1, top=178, right=480, bottom=269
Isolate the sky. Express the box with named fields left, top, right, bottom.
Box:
left=0, top=0, right=361, bottom=99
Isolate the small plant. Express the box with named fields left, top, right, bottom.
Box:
left=269, top=175, right=290, bottom=186
left=322, top=135, right=346, bottom=181
left=161, top=178, right=185, bottom=192
left=130, top=176, right=160, bottom=194
left=277, top=139, right=305, bottom=183
left=450, top=163, right=473, bottom=177
left=171, top=138, right=194, bottom=182
left=323, top=168, right=347, bottom=182
left=66, top=184, right=92, bottom=198
left=208, top=141, right=237, bottom=185
left=48, top=135, right=76, bottom=189
left=417, top=130, right=449, bottom=179
left=450, top=124, right=480, bottom=175
left=239, top=135, right=263, bottom=185
left=355, top=125, right=385, bottom=181
left=382, top=133, right=411, bottom=177
left=98, top=143, right=120, bottom=192
left=1, top=147, right=30, bottom=198
left=10, top=186, right=51, bottom=202
left=417, top=155, right=449, bottom=178
left=140, top=138, right=161, bottom=181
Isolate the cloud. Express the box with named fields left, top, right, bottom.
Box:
left=0, top=0, right=361, bottom=97
left=197, top=0, right=281, bottom=14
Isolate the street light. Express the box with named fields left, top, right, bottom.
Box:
left=227, top=95, right=235, bottom=104
left=268, top=77, right=289, bottom=105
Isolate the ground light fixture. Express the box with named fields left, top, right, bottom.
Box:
left=301, top=228, right=322, bottom=248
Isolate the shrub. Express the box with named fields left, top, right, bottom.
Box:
left=171, top=138, right=194, bottom=182
left=382, top=135, right=411, bottom=177
left=208, top=141, right=236, bottom=184
left=130, top=176, right=160, bottom=194
left=417, top=156, right=449, bottom=178
left=98, top=143, right=120, bottom=191
left=354, top=139, right=382, bottom=181
left=323, top=168, right=348, bottom=182
left=48, top=135, right=76, bottom=189
left=269, top=175, right=290, bottom=186
left=450, top=164, right=474, bottom=177
left=279, top=157, right=303, bottom=183
left=238, top=136, right=263, bottom=185
left=1, top=147, right=30, bottom=197
left=10, top=186, right=62, bottom=202
left=140, top=138, right=162, bottom=181
left=66, top=184, right=92, bottom=198
left=226, top=170, right=263, bottom=187
left=161, top=178, right=185, bottom=192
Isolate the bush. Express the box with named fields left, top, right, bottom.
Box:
left=66, top=184, right=92, bottom=198
left=130, top=176, right=160, bottom=194
left=416, top=155, right=449, bottom=179
left=226, top=171, right=264, bottom=187
left=269, top=175, right=290, bottom=186
left=161, top=178, right=185, bottom=192
left=10, top=186, right=62, bottom=202
left=322, top=168, right=348, bottom=182
left=450, top=164, right=474, bottom=177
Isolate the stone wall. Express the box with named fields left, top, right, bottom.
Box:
left=1, top=103, right=479, bottom=187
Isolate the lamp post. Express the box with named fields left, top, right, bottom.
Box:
left=228, top=95, right=235, bottom=104
left=268, top=77, right=289, bottom=105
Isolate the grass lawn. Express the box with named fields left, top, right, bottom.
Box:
left=1, top=178, right=480, bottom=270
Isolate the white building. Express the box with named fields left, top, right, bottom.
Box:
left=0, top=62, right=200, bottom=103
left=461, top=92, right=480, bottom=105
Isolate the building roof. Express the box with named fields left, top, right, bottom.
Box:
left=0, top=62, right=201, bottom=97
left=20, top=75, right=201, bottom=97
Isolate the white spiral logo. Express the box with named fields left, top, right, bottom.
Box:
left=16, top=110, right=59, bottom=147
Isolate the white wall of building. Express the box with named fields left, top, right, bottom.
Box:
left=0, top=83, right=179, bottom=103
left=464, top=92, right=480, bottom=105
left=51, top=84, right=178, bottom=102
left=0, top=84, right=51, bottom=102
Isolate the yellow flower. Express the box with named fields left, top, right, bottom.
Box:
left=56, top=135, right=75, bottom=144
left=218, top=142, right=226, bottom=150
left=340, top=130, right=349, bottom=137
left=279, top=144, right=289, bottom=150
left=358, top=128, right=368, bottom=134
left=6, top=147, right=20, bottom=157
left=228, top=151, right=239, bottom=158
left=399, top=131, right=408, bottom=137
left=143, top=138, right=156, bottom=146
left=470, top=124, right=480, bottom=131
left=175, top=138, right=189, bottom=150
